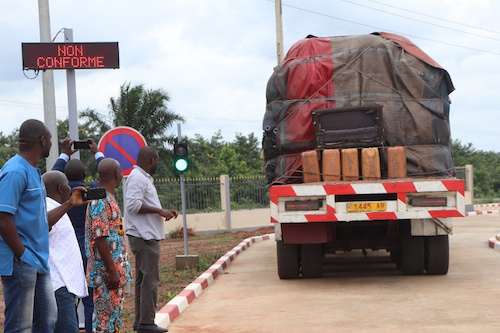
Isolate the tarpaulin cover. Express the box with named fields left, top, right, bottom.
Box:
left=262, top=32, right=455, bottom=184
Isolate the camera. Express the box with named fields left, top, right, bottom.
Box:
left=82, top=188, right=106, bottom=201
left=73, top=140, right=91, bottom=149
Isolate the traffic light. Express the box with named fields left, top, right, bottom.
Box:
left=173, top=141, right=189, bottom=173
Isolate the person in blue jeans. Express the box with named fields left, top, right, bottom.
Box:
left=44, top=170, right=88, bottom=333
left=0, top=119, right=88, bottom=333
left=52, top=137, right=104, bottom=333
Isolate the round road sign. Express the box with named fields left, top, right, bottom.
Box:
left=98, top=126, right=147, bottom=176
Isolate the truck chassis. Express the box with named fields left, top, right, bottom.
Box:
left=271, top=178, right=465, bottom=278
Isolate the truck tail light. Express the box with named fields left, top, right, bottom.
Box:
left=410, top=197, right=447, bottom=207
left=285, top=200, right=323, bottom=211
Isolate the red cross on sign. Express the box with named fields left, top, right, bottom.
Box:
left=98, top=126, right=147, bottom=176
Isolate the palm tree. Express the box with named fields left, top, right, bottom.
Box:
left=109, top=82, right=184, bottom=149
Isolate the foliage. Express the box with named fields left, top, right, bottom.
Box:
left=184, top=131, right=263, bottom=178
left=0, top=131, right=18, bottom=167
left=452, top=139, right=500, bottom=199
left=109, top=82, right=184, bottom=150
left=0, top=82, right=264, bottom=182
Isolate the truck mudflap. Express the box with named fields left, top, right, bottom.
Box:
left=270, top=179, right=465, bottom=223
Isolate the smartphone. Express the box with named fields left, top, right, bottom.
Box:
left=82, top=188, right=106, bottom=201
left=74, top=140, right=91, bottom=149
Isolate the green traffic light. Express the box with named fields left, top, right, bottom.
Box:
left=175, top=158, right=188, bottom=173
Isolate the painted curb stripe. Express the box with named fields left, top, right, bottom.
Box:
left=155, top=233, right=275, bottom=328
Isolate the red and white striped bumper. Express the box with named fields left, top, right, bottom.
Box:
left=270, top=179, right=465, bottom=223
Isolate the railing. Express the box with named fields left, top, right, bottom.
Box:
left=114, top=176, right=269, bottom=214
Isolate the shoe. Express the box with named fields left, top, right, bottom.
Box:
left=133, top=322, right=138, bottom=331
left=137, top=323, right=168, bottom=333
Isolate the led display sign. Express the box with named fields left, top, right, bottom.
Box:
left=22, top=42, right=119, bottom=70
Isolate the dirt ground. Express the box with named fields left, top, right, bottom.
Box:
left=0, top=227, right=274, bottom=333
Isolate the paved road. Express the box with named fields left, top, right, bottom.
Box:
left=167, top=215, right=500, bottom=332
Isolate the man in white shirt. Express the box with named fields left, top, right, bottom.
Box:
left=43, top=170, right=88, bottom=333
left=125, top=146, right=178, bottom=333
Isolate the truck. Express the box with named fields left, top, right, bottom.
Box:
left=262, top=32, right=465, bottom=279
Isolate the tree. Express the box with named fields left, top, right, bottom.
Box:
left=216, top=144, right=250, bottom=177
left=0, top=131, right=18, bottom=167
left=229, top=132, right=262, bottom=175
left=452, top=139, right=500, bottom=199
left=76, top=83, right=185, bottom=178
left=109, top=82, right=184, bottom=150
left=184, top=131, right=225, bottom=178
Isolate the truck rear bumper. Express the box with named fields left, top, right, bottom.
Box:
left=270, top=179, right=465, bottom=223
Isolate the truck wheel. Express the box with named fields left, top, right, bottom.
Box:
left=425, top=235, right=449, bottom=275
left=400, top=236, right=425, bottom=275
left=276, top=241, right=300, bottom=279
left=301, top=244, right=323, bottom=278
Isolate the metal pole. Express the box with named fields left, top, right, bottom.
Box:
left=177, top=123, right=188, bottom=255
left=64, top=28, right=80, bottom=160
left=180, top=173, right=188, bottom=256
left=275, top=0, right=285, bottom=64
left=38, top=0, right=58, bottom=169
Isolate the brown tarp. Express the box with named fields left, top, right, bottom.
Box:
left=263, top=33, right=455, bottom=184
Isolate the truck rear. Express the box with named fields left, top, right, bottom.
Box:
left=262, top=33, right=465, bottom=279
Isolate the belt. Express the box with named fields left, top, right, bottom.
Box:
left=127, top=234, right=159, bottom=242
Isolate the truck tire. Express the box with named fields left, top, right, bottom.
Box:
left=276, top=241, right=300, bottom=279
left=400, top=236, right=425, bottom=275
left=301, top=244, right=323, bottom=278
left=425, top=235, right=449, bottom=275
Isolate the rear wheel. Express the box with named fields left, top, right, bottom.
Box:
left=301, top=244, right=323, bottom=278
left=400, top=236, right=425, bottom=275
left=425, top=235, right=449, bottom=275
left=276, top=241, right=300, bottom=279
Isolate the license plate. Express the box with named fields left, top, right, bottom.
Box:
left=347, top=202, right=387, bottom=212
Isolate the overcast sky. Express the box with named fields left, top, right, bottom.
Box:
left=1, top=0, right=499, bottom=152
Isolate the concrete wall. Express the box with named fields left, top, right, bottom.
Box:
left=163, top=208, right=272, bottom=236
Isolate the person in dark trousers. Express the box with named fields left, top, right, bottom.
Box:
left=125, top=146, right=178, bottom=333
left=0, top=119, right=87, bottom=332
left=52, top=137, right=104, bottom=333
left=44, top=170, right=88, bottom=333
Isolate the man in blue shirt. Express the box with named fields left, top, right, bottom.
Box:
left=0, top=119, right=88, bottom=333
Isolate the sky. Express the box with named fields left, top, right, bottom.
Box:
left=0, top=0, right=499, bottom=152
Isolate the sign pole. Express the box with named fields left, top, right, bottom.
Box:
left=38, top=0, right=58, bottom=169
left=178, top=123, right=189, bottom=256
left=64, top=28, right=80, bottom=160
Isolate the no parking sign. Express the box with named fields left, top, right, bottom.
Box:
left=98, top=126, right=147, bottom=176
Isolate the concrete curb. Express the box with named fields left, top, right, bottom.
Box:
left=154, top=233, right=275, bottom=328
left=466, top=210, right=500, bottom=216
left=474, top=203, right=500, bottom=209
left=488, top=234, right=500, bottom=252
left=474, top=205, right=500, bottom=251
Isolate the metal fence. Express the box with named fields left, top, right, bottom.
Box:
left=115, top=176, right=269, bottom=214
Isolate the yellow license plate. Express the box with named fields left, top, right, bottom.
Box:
left=347, top=202, right=387, bottom=212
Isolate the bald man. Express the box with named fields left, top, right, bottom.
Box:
left=0, top=119, right=87, bottom=333
left=125, top=146, right=177, bottom=333
left=43, top=171, right=88, bottom=333
left=85, top=158, right=131, bottom=333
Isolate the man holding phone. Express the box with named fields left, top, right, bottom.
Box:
left=125, top=146, right=178, bottom=333
left=52, top=137, right=104, bottom=333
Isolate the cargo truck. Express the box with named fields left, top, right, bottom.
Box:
left=262, top=33, right=465, bottom=279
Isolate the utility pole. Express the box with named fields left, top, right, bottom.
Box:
left=64, top=28, right=80, bottom=160
left=38, top=0, right=58, bottom=169
left=275, top=0, right=285, bottom=64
